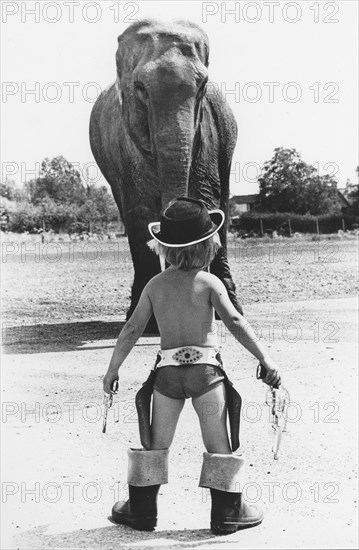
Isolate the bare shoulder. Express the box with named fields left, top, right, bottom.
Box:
left=197, top=271, right=225, bottom=288
left=143, top=271, right=168, bottom=296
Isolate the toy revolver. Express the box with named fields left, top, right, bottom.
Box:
left=102, top=379, right=119, bottom=434
left=257, top=364, right=290, bottom=460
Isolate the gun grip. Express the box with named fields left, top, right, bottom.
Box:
left=256, top=363, right=267, bottom=380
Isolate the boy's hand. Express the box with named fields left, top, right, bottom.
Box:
left=103, top=371, right=119, bottom=395
left=257, top=359, right=281, bottom=389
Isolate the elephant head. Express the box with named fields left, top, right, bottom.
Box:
left=116, top=19, right=209, bottom=206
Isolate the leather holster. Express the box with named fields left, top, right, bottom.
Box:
left=135, top=369, right=157, bottom=450
left=220, top=368, right=242, bottom=452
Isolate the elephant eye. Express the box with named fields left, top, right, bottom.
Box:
left=134, top=82, right=148, bottom=103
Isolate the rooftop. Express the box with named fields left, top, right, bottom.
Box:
left=230, top=194, right=259, bottom=205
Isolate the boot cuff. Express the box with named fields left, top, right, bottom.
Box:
left=127, top=448, right=169, bottom=486
left=199, top=452, right=245, bottom=493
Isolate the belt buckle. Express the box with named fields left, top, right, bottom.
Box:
left=172, top=347, right=203, bottom=365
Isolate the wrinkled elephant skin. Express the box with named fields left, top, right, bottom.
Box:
left=90, top=19, right=242, bottom=328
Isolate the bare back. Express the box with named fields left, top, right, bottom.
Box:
left=147, top=267, right=218, bottom=349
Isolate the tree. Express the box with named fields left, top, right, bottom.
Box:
left=2, top=155, right=121, bottom=233
left=86, top=185, right=119, bottom=226
left=346, top=166, right=359, bottom=214
left=302, top=175, right=342, bottom=216
left=257, top=147, right=341, bottom=215
left=26, top=156, right=86, bottom=206
left=36, top=197, right=79, bottom=232
left=0, top=179, right=25, bottom=202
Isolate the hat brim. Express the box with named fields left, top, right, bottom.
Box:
left=148, top=209, right=225, bottom=247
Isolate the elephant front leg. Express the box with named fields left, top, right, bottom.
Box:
left=210, top=247, right=243, bottom=316
left=127, top=244, right=161, bottom=333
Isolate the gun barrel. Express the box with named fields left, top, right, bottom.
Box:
left=273, top=426, right=282, bottom=460
left=102, top=393, right=112, bottom=434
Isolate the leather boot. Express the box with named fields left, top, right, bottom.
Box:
left=210, top=488, right=263, bottom=533
left=111, top=448, right=169, bottom=531
left=112, top=485, right=160, bottom=530
left=199, top=452, right=263, bottom=534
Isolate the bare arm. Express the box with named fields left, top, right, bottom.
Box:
left=103, top=284, right=153, bottom=393
left=210, top=276, right=281, bottom=387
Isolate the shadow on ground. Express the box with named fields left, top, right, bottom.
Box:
left=15, top=523, right=223, bottom=550
left=2, top=321, right=128, bottom=354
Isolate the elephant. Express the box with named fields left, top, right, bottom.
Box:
left=90, top=19, right=242, bottom=329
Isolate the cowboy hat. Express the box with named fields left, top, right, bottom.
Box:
left=148, top=197, right=225, bottom=247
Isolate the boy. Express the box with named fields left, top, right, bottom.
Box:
left=103, top=197, right=281, bottom=534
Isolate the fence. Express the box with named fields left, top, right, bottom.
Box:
left=230, top=213, right=359, bottom=236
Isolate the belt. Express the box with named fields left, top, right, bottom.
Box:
left=155, top=346, right=223, bottom=369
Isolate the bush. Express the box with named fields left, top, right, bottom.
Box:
left=7, top=202, right=42, bottom=233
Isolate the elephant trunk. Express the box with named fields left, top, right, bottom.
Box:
left=150, top=101, right=195, bottom=207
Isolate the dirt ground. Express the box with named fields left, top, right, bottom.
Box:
left=1, top=238, right=358, bottom=549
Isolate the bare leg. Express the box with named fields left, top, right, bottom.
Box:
left=151, top=389, right=185, bottom=450
left=192, top=382, right=231, bottom=454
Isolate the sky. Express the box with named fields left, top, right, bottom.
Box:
left=1, top=0, right=358, bottom=195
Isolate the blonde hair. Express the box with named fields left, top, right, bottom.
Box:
left=148, top=233, right=221, bottom=271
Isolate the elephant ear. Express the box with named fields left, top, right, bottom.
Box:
left=116, top=20, right=152, bottom=81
